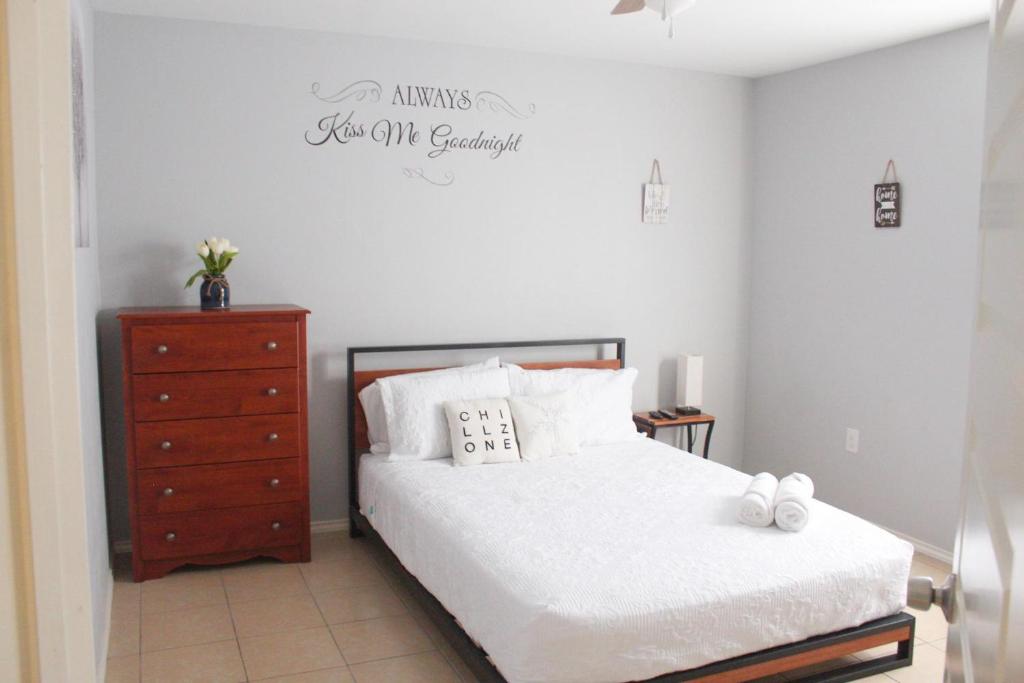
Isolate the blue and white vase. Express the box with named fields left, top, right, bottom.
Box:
left=200, top=275, right=230, bottom=310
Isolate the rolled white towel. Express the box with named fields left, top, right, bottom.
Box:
left=774, top=472, right=815, bottom=532
left=738, top=472, right=779, bottom=527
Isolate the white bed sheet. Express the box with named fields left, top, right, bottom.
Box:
left=359, top=438, right=912, bottom=683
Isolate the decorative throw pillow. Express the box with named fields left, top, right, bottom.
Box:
left=506, top=364, right=640, bottom=446
left=379, top=366, right=511, bottom=460
left=444, top=398, right=520, bottom=466
left=507, top=392, right=580, bottom=461
left=358, top=357, right=499, bottom=455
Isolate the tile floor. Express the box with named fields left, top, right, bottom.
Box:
left=105, top=536, right=951, bottom=682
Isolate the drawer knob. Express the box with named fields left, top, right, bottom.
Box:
left=165, top=532, right=177, bottom=542
left=271, top=521, right=282, bottom=531
left=162, top=487, right=174, bottom=497
left=160, top=440, right=172, bottom=451
left=156, top=344, right=168, bottom=354
left=268, top=433, right=279, bottom=442
left=267, top=387, right=278, bottom=397
left=269, top=478, right=280, bottom=488
left=266, top=341, right=278, bottom=351
left=158, top=393, right=170, bottom=403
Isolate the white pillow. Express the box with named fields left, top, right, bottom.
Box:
left=507, top=392, right=580, bottom=461
left=506, top=364, right=640, bottom=446
left=358, top=357, right=499, bottom=454
left=380, top=366, right=511, bottom=460
left=444, top=398, right=520, bottom=466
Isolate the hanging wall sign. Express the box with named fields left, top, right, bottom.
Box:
left=874, top=160, right=901, bottom=228
left=304, top=79, right=535, bottom=186
left=642, top=159, right=670, bottom=224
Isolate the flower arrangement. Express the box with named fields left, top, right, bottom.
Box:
left=185, top=237, right=239, bottom=288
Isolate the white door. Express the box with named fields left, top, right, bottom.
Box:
left=937, top=1, right=1024, bottom=681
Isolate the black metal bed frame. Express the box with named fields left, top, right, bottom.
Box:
left=344, top=337, right=915, bottom=683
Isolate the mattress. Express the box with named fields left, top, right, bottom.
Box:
left=359, top=438, right=912, bottom=683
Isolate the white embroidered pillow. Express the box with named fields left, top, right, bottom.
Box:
left=507, top=392, right=580, bottom=461
left=505, top=365, right=640, bottom=446
left=379, top=366, right=511, bottom=460
left=444, top=398, right=520, bottom=466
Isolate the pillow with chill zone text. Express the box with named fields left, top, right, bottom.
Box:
left=444, top=398, right=521, bottom=466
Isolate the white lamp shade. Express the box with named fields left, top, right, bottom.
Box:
left=676, top=354, right=703, bottom=408
left=645, top=0, right=697, bottom=17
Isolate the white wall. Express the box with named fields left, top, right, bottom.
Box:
left=745, top=25, right=988, bottom=553
left=93, top=14, right=754, bottom=543
left=71, top=0, right=113, bottom=673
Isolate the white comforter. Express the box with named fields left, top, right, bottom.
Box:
left=359, top=438, right=912, bottom=683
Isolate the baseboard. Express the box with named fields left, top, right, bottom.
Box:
left=112, top=518, right=350, bottom=554
left=881, top=525, right=954, bottom=566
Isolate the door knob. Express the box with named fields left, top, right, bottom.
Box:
left=907, top=574, right=956, bottom=623
left=266, top=341, right=278, bottom=351
left=269, top=478, right=280, bottom=488
left=161, top=441, right=172, bottom=450
left=156, top=345, right=168, bottom=354
left=268, top=433, right=279, bottom=442
left=165, top=532, right=177, bottom=542
left=162, top=488, right=174, bottom=497
left=271, top=522, right=281, bottom=531
left=267, top=387, right=278, bottom=396
left=158, top=393, right=170, bottom=403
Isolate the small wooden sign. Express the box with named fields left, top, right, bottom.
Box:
left=874, top=160, right=901, bottom=228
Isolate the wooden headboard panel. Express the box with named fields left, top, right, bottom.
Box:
left=352, top=359, right=622, bottom=451
left=346, top=338, right=626, bottom=516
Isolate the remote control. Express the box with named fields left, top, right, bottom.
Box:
left=657, top=410, right=678, bottom=420
left=648, top=411, right=663, bottom=419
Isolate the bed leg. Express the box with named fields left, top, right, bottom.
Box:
left=348, top=509, right=365, bottom=538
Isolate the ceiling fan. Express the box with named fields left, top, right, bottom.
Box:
left=610, top=0, right=697, bottom=37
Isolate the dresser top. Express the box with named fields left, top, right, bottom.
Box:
left=118, top=304, right=310, bottom=321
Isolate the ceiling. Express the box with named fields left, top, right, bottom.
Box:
left=89, top=0, right=989, bottom=78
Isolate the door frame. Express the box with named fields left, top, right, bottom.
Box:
left=4, top=0, right=99, bottom=680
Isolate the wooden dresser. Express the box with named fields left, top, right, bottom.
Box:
left=117, top=305, right=311, bottom=581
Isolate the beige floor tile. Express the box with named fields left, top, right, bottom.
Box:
left=910, top=559, right=951, bottom=585
left=301, top=556, right=385, bottom=594
left=331, top=614, right=434, bottom=665
left=231, top=593, right=326, bottom=638
left=222, top=562, right=310, bottom=603
left=238, top=626, right=345, bottom=680
left=140, top=640, right=246, bottom=683
left=311, top=534, right=371, bottom=561
left=106, top=654, right=140, bottom=683
left=907, top=606, right=950, bottom=642
left=140, top=569, right=226, bottom=614
left=112, top=577, right=142, bottom=613
left=853, top=641, right=899, bottom=661
left=313, top=584, right=407, bottom=625
left=436, top=643, right=481, bottom=683
left=930, top=637, right=947, bottom=650
left=141, top=603, right=235, bottom=652
left=349, top=651, right=460, bottom=683
left=913, top=553, right=952, bottom=573
left=252, top=667, right=355, bottom=682
left=108, top=609, right=141, bottom=657
left=887, top=641, right=947, bottom=683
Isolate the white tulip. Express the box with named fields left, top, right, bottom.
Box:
left=197, top=242, right=210, bottom=258
left=226, top=246, right=239, bottom=255
left=211, top=239, right=225, bottom=256
left=218, top=238, right=232, bottom=254
left=208, top=236, right=219, bottom=249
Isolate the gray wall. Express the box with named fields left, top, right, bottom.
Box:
left=744, top=25, right=987, bottom=553
left=72, top=0, right=111, bottom=671
left=94, top=14, right=754, bottom=544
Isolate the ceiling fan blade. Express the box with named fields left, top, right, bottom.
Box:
left=610, top=0, right=646, bottom=15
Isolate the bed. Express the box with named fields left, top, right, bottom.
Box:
left=346, top=339, right=916, bottom=683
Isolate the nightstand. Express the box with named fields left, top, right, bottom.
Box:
left=633, top=412, right=716, bottom=459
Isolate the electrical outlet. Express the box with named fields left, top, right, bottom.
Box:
left=845, top=428, right=860, bottom=454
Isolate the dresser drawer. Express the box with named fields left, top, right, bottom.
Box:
left=131, top=322, right=299, bottom=374
left=138, top=502, right=302, bottom=561
left=137, top=459, right=302, bottom=515
left=135, top=414, right=300, bottom=468
left=132, top=368, right=299, bottom=422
